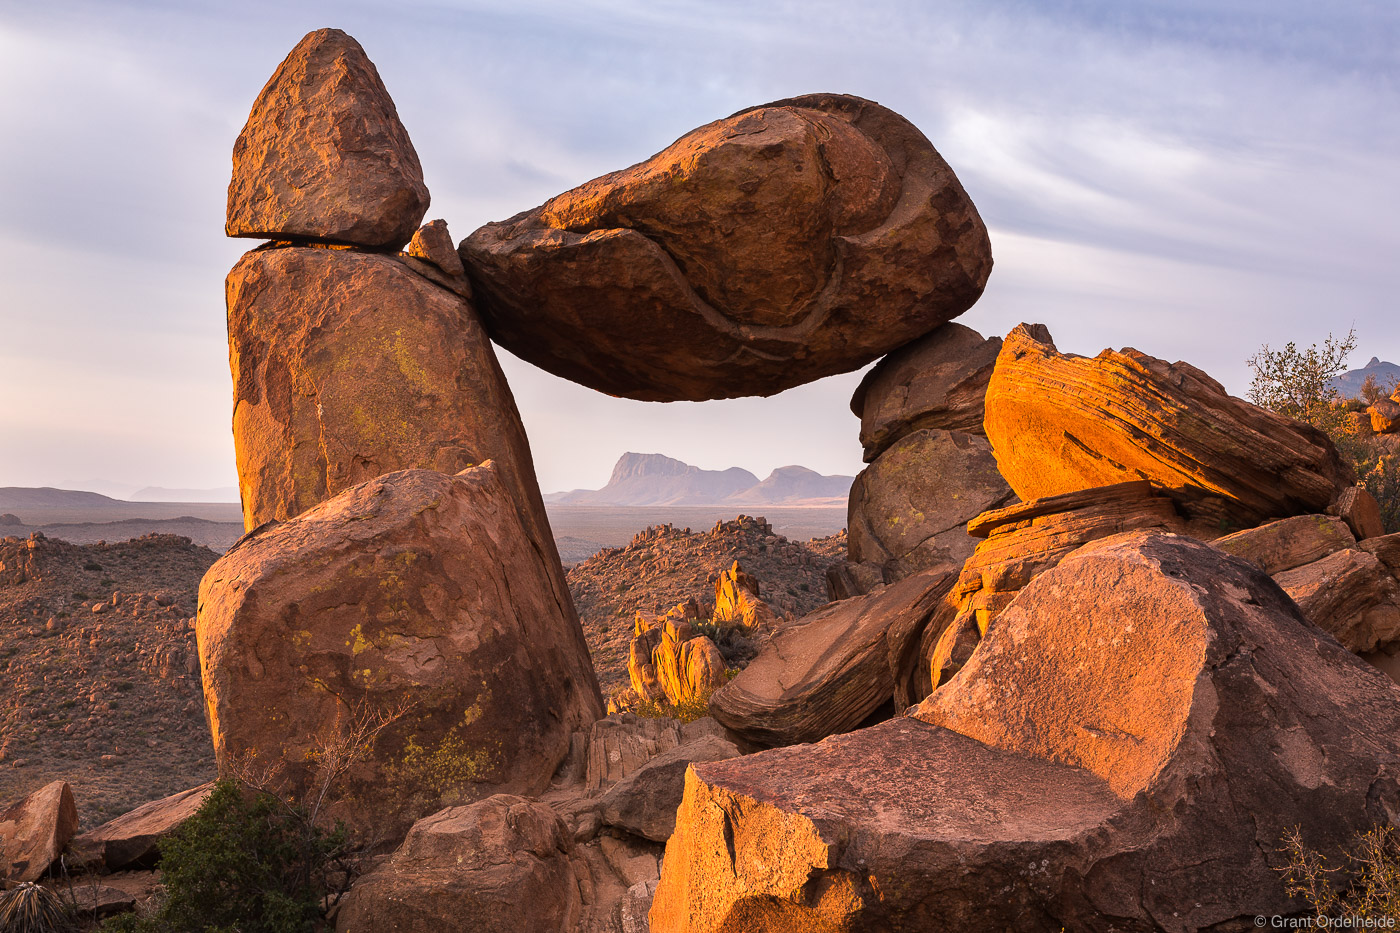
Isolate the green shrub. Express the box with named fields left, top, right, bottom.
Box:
left=0, top=883, right=74, bottom=933
left=1279, top=824, right=1400, bottom=920
left=100, top=779, right=348, bottom=933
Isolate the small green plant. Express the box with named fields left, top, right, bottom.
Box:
left=1278, top=824, right=1400, bottom=920
left=382, top=731, right=491, bottom=814
left=0, top=882, right=75, bottom=933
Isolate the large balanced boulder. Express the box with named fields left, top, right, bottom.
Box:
left=846, top=427, right=1012, bottom=580
left=0, top=781, right=77, bottom=882
left=335, top=795, right=580, bottom=933
left=196, top=465, right=603, bottom=835
left=984, top=323, right=1354, bottom=528
left=462, top=94, right=992, bottom=401
left=226, top=29, right=428, bottom=249
left=652, top=532, right=1400, bottom=931
left=849, top=321, right=1001, bottom=460
left=226, top=246, right=552, bottom=553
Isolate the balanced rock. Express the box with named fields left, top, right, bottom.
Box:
left=227, top=29, right=428, bottom=249
left=709, top=566, right=955, bottom=747
left=0, top=781, right=77, bottom=882
left=197, top=466, right=603, bottom=835
left=847, top=427, right=1012, bottom=581
left=1329, top=485, right=1387, bottom=540
left=462, top=94, right=992, bottom=401
left=407, top=219, right=465, bottom=277
left=653, top=532, right=1400, bottom=931
left=984, top=323, right=1354, bottom=528
left=335, top=795, right=580, bottom=933
left=711, top=561, right=774, bottom=628
left=226, top=246, right=551, bottom=556
left=849, top=322, right=1001, bottom=461
left=69, top=783, right=213, bottom=871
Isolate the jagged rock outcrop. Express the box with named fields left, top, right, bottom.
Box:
left=334, top=795, right=580, bottom=932
left=69, top=783, right=213, bottom=872
left=652, top=532, right=1400, bottom=931
left=984, top=323, right=1354, bottom=529
left=462, top=94, right=992, bottom=401
left=846, top=427, right=1012, bottom=581
left=226, top=247, right=553, bottom=556
left=849, top=322, right=1001, bottom=460
left=710, top=561, right=774, bottom=628
left=196, top=466, right=602, bottom=836
left=709, top=566, right=955, bottom=746
left=226, top=29, right=428, bottom=249
left=0, top=780, right=76, bottom=882
left=1371, top=396, right=1400, bottom=434
left=628, top=606, right=726, bottom=707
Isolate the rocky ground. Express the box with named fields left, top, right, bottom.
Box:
left=0, top=533, right=217, bottom=827
left=566, top=516, right=846, bottom=694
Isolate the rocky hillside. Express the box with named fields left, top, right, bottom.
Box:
left=0, top=533, right=217, bottom=826
left=567, top=515, right=846, bottom=693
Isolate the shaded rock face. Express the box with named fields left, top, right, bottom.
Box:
left=709, top=566, right=955, bottom=747
left=196, top=466, right=603, bottom=836
left=334, top=795, right=580, bottom=933
left=226, top=246, right=552, bottom=558
left=653, top=533, right=1400, bottom=932
left=849, top=321, right=1001, bottom=461
left=846, top=427, right=1012, bottom=581
left=0, top=780, right=77, bottom=882
left=1275, top=548, right=1400, bottom=655
left=1212, top=513, right=1356, bottom=575
left=462, top=94, right=992, bottom=402
left=1330, top=485, right=1386, bottom=540
left=69, top=783, right=213, bottom=872
left=598, top=732, right=741, bottom=842
left=984, top=323, right=1354, bottom=529
left=226, top=29, right=428, bottom=250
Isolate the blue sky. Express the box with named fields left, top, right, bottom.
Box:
left=1, top=0, right=1396, bottom=495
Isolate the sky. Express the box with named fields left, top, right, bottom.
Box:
left=1, top=0, right=1397, bottom=497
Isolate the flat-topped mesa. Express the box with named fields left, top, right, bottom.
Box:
left=462, top=94, right=992, bottom=401
left=983, top=323, right=1355, bottom=529
left=227, top=28, right=429, bottom=250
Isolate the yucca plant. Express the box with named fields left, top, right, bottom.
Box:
left=0, top=882, right=74, bottom=933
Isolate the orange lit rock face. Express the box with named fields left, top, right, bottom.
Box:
left=226, top=29, right=429, bottom=250
left=628, top=608, right=726, bottom=708
left=226, top=246, right=551, bottom=554
left=196, top=467, right=603, bottom=838
left=711, top=561, right=774, bottom=629
left=463, top=94, right=992, bottom=401
left=984, top=323, right=1354, bottom=529
left=1371, top=396, right=1400, bottom=434
left=652, top=533, right=1400, bottom=931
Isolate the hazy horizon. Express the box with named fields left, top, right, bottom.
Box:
left=2, top=1, right=1397, bottom=495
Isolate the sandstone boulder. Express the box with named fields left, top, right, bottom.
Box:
left=1364, top=532, right=1400, bottom=575
left=599, top=732, right=742, bottom=841
left=69, top=783, right=213, bottom=871
left=823, top=559, right=886, bottom=600
left=407, top=219, right=465, bottom=277
left=462, top=94, right=992, bottom=401
left=984, top=323, right=1354, bottom=528
left=847, top=427, right=1012, bottom=580
left=1274, top=547, right=1400, bottom=654
left=653, top=532, right=1400, bottom=931
left=849, top=322, right=1000, bottom=460
left=1370, top=397, right=1400, bottom=434
left=334, top=795, right=579, bottom=933
left=1211, top=513, right=1356, bottom=574
left=1330, top=485, right=1387, bottom=540
left=226, top=247, right=551, bottom=556
left=709, top=566, right=955, bottom=746
left=628, top=607, right=726, bottom=708
left=583, top=714, right=685, bottom=795
left=711, top=561, right=775, bottom=628
left=196, top=466, right=603, bottom=836
left=227, top=29, right=428, bottom=249
left=0, top=781, right=77, bottom=882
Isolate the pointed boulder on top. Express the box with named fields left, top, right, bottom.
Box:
left=227, top=28, right=429, bottom=250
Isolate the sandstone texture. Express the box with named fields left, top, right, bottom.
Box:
left=846, top=427, right=1012, bottom=581
left=1274, top=547, right=1400, bottom=654
left=227, top=29, right=428, bottom=249
left=711, top=561, right=775, bottom=629
left=69, top=783, right=213, bottom=871
left=599, top=732, right=742, bottom=842
left=849, top=321, right=1000, bottom=460
left=628, top=608, right=726, bottom=708
left=1330, top=484, right=1387, bottom=540
left=1370, top=396, right=1400, bottom=434
left=334, top=795, right=580, bottom=933
left=463, top=94, right=992, bottom=401
left=652, top=532, right=1400, bottom=931
left=407, top=219, right=465, bottom=276
left=196, top=466, right=602, bottom=835
left=226, top=246, right=553, bottom=558
left=709, top=566, right=955, bottom=746
left=984, top=323, right=1354, bottom=528
left=0, top=780, right=77, bottom=882
left=1211, top=513, right=1356, bottom=574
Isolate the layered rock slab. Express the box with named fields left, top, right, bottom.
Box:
left=462, top=94, right=992, bottom=401
left=226, top=29, right=429, bottom=249
left=69, top=783, right=213, bottom=871
left=196, top=466, right=603, bottom=835
left=984, top=323, right=1354, bottom=528
left=654, top=532, right=1400, bottom=931
left=0, top=780, right=77, bottom=882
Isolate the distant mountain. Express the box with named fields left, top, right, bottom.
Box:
left=130, top=486, right=241, bottom=503
left=1331, top=356, right=1400, bottom=400
left=546, top=454, right=853, bottom=507
left=0, top=487, right=125, bottom=510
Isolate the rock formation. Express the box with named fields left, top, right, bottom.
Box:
left=226, top=29, right=429, bottom=249
left=1371, top=395, right=1400, bottom=434
left=984, top=323, right=1355, bottom=529
left=1329, top=485, right=1387, bottom=540
left=462, top=94, right=992, bottom=401
left=69, top=783, right=213, bottom=872
left=652, top=532, right=1400, bottom=930
left=627, top=605, right=726, bottom=708
left=196, top=466, right=602, bottom=835
left=710, top=561, right=774, bottom=629
left=598, top=732, right=741, bottom=842
left=0, top=780, right=76, bottom=882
